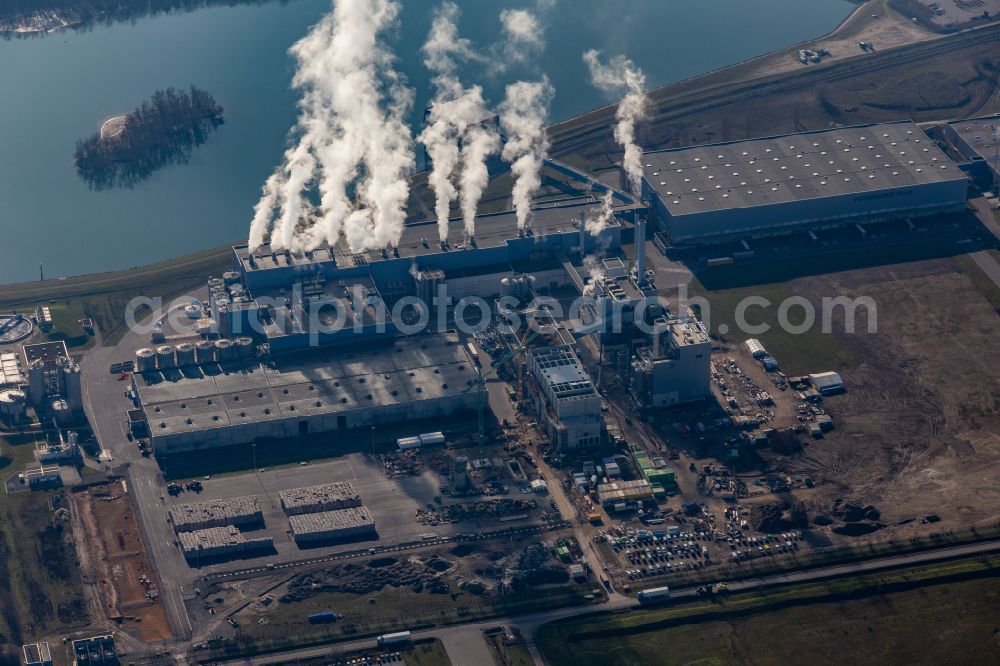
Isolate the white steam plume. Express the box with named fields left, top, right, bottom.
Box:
left=495, top=0, right=554, bottom=68
left=419, top=2, right=499, bottom=242
left=499, top=78, right=553, bottom=230
left=460, top=119, right=499, bottom=238
left=583, top=49, right=646, bottom=196
left=248, top=0, right=414, bottom=254
left=585, top=190, right=615, bottom=235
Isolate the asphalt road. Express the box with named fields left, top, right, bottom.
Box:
left=79, top=300, right=197, bottom=640
left=215, top=538, right=1000, bottom=666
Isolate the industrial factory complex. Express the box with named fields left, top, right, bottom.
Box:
left=6, top=1, right=1000, bottom=659
left=113, top=119, right=991, bottom=457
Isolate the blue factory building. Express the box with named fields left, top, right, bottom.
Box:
left=220, top=197, right=634, bottom=353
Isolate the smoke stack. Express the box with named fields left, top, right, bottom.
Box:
left=636, top=216, right=647, bottom=284
left=578, top=211, right=587, bottom=257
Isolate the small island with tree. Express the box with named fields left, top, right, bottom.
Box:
left=74, top=85, right=224, bottom=189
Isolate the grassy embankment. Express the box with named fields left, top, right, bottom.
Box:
left=484, top=630, right=535, bottom=666
left=538, top=555, right=1000, bottom=666
left=206, top=584, right=595, bottom=662
left=955, top=249, right=1000, bottom=314
left=0, top=434, right=89, bottom=665
left=0, top=244, right=232, bottom=346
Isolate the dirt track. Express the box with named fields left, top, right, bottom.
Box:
left=74, top=483, right=172, bottom=642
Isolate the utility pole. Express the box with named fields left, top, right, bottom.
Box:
left=993, top=123, right=999, bottom=196
left=476, top=369, right=485, bottom=460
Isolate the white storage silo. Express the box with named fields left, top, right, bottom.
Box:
left=156, top=345, right=176, bottom=369
left=235, top=337, right=255, bottom=359
left=215, top=338, right=236, bottom=362
left=195, top=340, right=216, bottom=365
left=175, top=342, right=197, bottom=367
left=62, top=362, right=83, bottom=412
left=27, top=359, right=46, bottom=408
left=136, top=348, right=157, bottom=373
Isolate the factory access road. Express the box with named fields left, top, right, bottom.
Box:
left=216, top=538, right=1000, bottom=666
left=78, top=302, right=196, bottom=641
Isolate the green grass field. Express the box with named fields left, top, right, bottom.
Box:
left=0, top=435, right=89, bottom=664
left=686, top=278, right=857, bottom=376
left=955, top=251, right=1000, bottom=315
left=210, top=584, right=592, bottom=661
left=538, top=557, right=1000, bottom=666
left=485, top=632, right=535, bottom=666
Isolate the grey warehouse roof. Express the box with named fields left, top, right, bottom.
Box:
left=136, top=331, right=476, bottom=437
left=643, top=122, right=963, bottom=217
left=949, top=115, right=1000, bottom=164
left=531, top=345, right=596, bottom=399
left=279, top=482, right=361, bottom=512
left=288, top=506, right=375, bottom=534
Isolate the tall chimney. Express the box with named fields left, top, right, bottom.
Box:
left=578, top=211, right=587, bottom=257
left=636, top=215, right=647, bottom=284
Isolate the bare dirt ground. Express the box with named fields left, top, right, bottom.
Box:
left=777, top=258, right=1000, bottom=536
left=744, top=0, right=937, bottom=80
left=74, top=482, right=172, bottom=642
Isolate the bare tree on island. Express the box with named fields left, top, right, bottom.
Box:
left=74, top=85, right=224, bottom=190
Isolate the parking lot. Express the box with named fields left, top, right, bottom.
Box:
left=598, top=503, right=804, bottom=587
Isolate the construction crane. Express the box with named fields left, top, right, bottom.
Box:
left=461, top=327, right=542, bottom=460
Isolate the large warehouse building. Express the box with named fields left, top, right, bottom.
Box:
left=642, top=121, right=969, bottom=243
left=944, top=114, right=1000, bottom=188
left=134, top=330, right=479, bottom=454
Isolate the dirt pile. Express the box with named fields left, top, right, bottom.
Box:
left=474, top=543, right=569, bottom=591
left=281, top=556, right=454, bottom=602
left=750, top=499, right=809, bottom=533
left=826, top=499, right=886, bottom=536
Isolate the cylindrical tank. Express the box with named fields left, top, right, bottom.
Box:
left=195, top=340, right=215, bottom=365
left=0, top=389, right=27, bottom=420
left=235, top=337, right=255, bottom=358
left=62, top=363, right=83, bottom=411
left=500, top=276, right=515, bottom=299
left=215, top=338, right=236, bottom=362
left=156, top=345, right=175, bottom=369
left=27, top=359, right=46, bottom=408
left=136, top=348, right=157, bottom=373
left=50, top=398, right=71, bottom=425
left=223, top=270, right=241, bottom=285
left=175, top=343, right=197, bottom=367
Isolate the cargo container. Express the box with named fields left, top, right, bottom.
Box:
left=397, top=436, right=421, bottom=451
left=308, top=611, right=337, bottom=624
left=707, top=257, right=734, bottom=267
left=418, top=431, right=446, bottom=446
left=377, top=631, right=411, bottom=647
left=637, top=586, right=671, bottom=604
